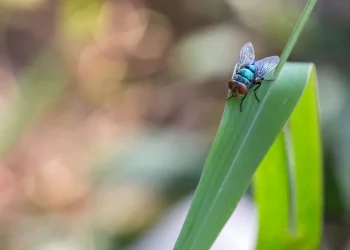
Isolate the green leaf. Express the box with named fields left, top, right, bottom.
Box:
left=254, top=66, right=322, bottom=250
left=174, top=0, right=318, bottom=248
left=174, top=62, right=318, bottom=250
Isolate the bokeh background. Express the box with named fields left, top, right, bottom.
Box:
left=0, top=0, right=348, bottom=249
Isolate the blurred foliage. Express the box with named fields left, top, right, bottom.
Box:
left=60, top=0, right=102, bottom=38
left=0, top=0, right=348, bottom=249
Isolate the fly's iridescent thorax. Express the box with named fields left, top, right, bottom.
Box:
left=233, top=64, right=256, bottom=89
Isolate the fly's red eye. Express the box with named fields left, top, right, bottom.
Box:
left=238, top=84, right=248, bottom=94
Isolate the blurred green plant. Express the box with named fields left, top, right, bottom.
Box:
left=174, top=0, right=320, bottom=249
left=60, top=0, right=102, bottom=38
left=0, top=50, right=69, bottom=158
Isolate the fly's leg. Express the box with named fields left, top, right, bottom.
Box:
left=240, top=94, right=247, bottom=112
left=253, top=83, right=262, bottom=102
left=252, top=77, right=274, bottom=103
left=226, top=95, right=234, bottom=101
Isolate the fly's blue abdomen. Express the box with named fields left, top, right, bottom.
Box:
left=233, top=74, right=252, bottom=88
left=237, top=68, right=255, bottom=82
left=245, top=65, right=256, bottom=73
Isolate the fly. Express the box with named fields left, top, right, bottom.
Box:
left=227, top=42, right=280, bottom=112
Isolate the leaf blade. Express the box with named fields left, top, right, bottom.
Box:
left=174, top=63, right=312, bottom=250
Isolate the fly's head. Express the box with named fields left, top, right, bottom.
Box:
left=228, top=80, right=248, bottom=97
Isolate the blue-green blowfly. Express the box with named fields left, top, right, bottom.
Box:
left=227, top=42, right=280, bottom=112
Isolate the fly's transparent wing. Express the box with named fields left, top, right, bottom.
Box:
left=237, top=42, right=255, bottom=69
left=231, top=63, right=238, bottom=79
left=254, top=56, right=280, bottom=81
